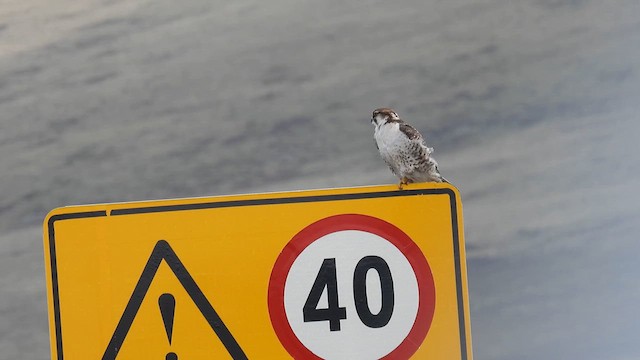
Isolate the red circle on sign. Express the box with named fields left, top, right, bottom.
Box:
left=268, top=214, right=436, bottom=359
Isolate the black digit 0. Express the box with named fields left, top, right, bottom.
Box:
left=353, top=256, right=395, bottom=328
left=303, top=258, right=347, bottom=331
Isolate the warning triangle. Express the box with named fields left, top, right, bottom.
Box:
left=102, top=240, right=248, bottom=360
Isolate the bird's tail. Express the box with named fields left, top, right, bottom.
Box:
left=434, top=164, right=448, bottom=183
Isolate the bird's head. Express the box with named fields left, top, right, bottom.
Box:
left=371, top=108, right=400, bottom=126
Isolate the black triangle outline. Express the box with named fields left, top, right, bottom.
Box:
left=102, top=240, right=248, bottom=360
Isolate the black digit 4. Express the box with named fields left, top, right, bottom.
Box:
left=303, top=258, right=347, bottom=331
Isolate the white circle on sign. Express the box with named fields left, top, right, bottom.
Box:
left=284, top=230, right=419, bottom=360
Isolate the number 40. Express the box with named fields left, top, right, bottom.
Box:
left=302, top=256, right=395, bottom=331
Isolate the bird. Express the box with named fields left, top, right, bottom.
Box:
left=371, top=107, right=447, bottom=189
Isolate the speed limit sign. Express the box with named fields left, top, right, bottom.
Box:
left=268, top=214, right=436, bottom=359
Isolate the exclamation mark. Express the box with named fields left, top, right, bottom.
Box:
left=159, top=293, right=178, bottom=360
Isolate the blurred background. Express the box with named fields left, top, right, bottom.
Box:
left=1, top=0, right=640, bottom=359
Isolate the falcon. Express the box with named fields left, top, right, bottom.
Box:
left=371, top=107, right=447, bottom=189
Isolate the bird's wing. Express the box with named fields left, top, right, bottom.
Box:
left=399, top=123, right=433, bottom=155
left=398, top=123, right=422, bottom=141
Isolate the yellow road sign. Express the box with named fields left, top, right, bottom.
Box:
left=44, top=183, right=472, bottom=359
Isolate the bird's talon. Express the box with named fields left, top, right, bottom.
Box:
left=398, top=178, right=409, bottom=190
